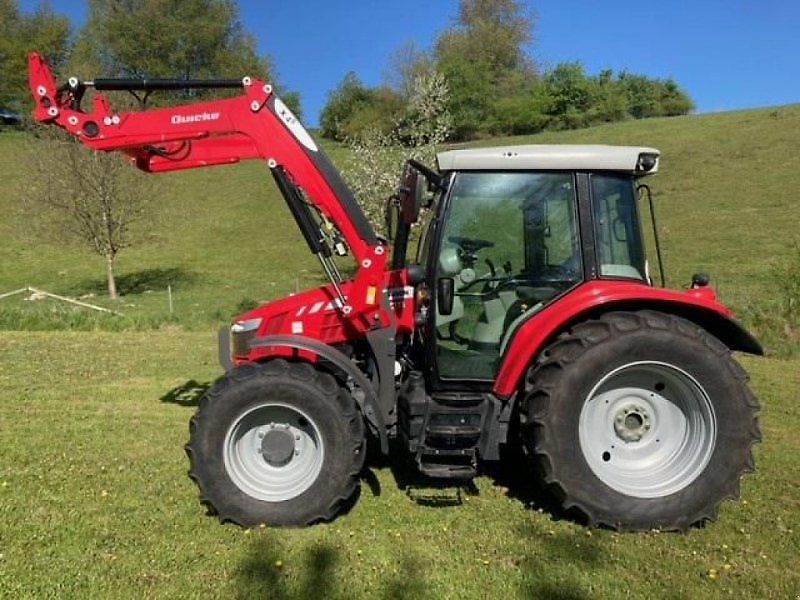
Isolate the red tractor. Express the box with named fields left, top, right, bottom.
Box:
left=29, top=54, right=761, bottom=531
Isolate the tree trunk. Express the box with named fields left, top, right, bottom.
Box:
left=106, top=254, right=119, bottom=300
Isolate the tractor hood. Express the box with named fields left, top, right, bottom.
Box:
left=437, top=144, right=660, bottom=176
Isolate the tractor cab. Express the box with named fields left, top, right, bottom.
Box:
left=395, top=145, right=661, bottom=383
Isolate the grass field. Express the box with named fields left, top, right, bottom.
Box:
left=1, top=105, right=800, bottom=352
left=0, top=332, right=798, bottom=598
left=1, top=106, right=799, bottom=597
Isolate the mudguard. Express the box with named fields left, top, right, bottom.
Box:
left=494, top=280, right=763, bottom=399
left=248, top=334, right=389, bottom=453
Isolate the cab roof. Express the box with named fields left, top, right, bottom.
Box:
left=437, top=144, right=660, bottom=176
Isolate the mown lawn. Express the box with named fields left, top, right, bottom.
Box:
left=0, top=331, right=797, bottom=598
left=2, top=104, right=800, bottom=354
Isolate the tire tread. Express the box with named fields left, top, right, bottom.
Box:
left=185, top=359, right=365, bottom=527
left=521, top=310, right=760, bottom=532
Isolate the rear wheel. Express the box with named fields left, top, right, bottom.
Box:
left=520, top=310, right=760, bottom=531
left=186, top=360, right=365, bottom=527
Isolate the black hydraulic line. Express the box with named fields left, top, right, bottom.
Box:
left=270, top=166, right=329, bottom=257
left=392, top=223, right=410, bottom=270
left=270, top=165, right=346, bottom=304
left=90, top=78, right=243, bottom=92
left=638, top=184, right=666, bottom=287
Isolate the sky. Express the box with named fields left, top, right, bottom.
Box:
left=20, top=0, right=800, bottom=127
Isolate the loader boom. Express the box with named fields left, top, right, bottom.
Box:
left=28, top=53, right=390, bottom=332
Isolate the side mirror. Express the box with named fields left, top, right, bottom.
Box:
left=397, top=161, right=427, bottom=225
left=437, top=277, right=454, bottom=316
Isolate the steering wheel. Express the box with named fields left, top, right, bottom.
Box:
left=448, top=236, right=495, bottom=270
left=448, top=236, right=494, bottom=253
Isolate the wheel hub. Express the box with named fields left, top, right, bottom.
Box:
left=224, top=403, right=324, bottom=503
left=613, top=403, right=651, bottom=442
left=261, top=426, right=296, bottom=466
left=578, top=361, right=716, bottom=499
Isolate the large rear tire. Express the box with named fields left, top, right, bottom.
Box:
left=520, top=310, right=760, bottom=531
left=186, top=360, right=365, bottom=527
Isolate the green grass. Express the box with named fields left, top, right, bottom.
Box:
left=3, top=105, right=800, bottom=353
left=1, top=107, right=800, bottom=596
left=0, top=331, right=798, bottom=598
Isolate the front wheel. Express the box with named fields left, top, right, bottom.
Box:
left=186, top=360, right=365, bottom=527
left=520, top=310, right=760, bottom=531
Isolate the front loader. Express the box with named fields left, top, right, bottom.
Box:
left=28, top=53, right=762, bottom=531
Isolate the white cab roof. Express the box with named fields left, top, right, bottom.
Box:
left=437, top=144, right=660, bottom=175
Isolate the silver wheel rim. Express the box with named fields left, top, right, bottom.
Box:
left=578, top=361, right=716, bottom=499
left=223, top=402, right=324, bottom=502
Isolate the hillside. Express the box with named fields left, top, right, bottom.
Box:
left=1, top=105, right=799, bottom=350
left=1, top=107, right=799, bottom=597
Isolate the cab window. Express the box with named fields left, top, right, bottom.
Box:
left=591, top=174, right=646, bottom=280
left=435, top=172, right=581, bottom=380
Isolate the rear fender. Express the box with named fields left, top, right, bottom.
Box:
left=494, top=280, right=763, bottom=399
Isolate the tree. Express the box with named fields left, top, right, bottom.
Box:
left=78, top=0, right=265, bottom=79
left=617, top=72, right=694, bottom=119
left=320, top=72, right=403, bottom=141
left=321, top=0, right=693, bottom=142
left=70, top=0, right=300, bottom=111
left=384, top=41, right=434, bottom=97
left=436, top=0, right=534, bottom=75
left=434, top=0, right=535, bottom=138
left=0, top=0, right=70, bottom=110
left=343, top=72, right=451, bottom=230
left=23, top=134, right=157, bottom=299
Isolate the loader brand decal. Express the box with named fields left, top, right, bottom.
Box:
left=274, top=97, right=319, bottom=152
left=170, top=111, right=220, bottom=125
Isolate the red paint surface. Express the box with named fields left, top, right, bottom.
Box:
left=493, top=280, right=732, bottom=398
left=30, top=54, right=743, bottom=400
left=29, top=52, right=390, bottom=333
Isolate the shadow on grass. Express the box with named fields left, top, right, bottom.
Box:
left=235, top=536, right=338, bottom=600
left=234, top=535, right=429, bottom=599
left=160, top=379, right=210, bottom=407
left=515, top=519, right=604, bottom=600
left=482, top=444, right=575, bottom=525
left=73, top=266, right=199, bottom=296
left=366, top=439, right=479, bottom=508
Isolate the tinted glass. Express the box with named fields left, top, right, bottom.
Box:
left=591, top=174, right=646, bottom=280
left=435, top=172, right=581, bottom=380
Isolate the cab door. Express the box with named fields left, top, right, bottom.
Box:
left=431, top=171, right=583, bottom=382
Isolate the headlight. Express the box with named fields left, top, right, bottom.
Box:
left=231, top=317, right=261, bottom=355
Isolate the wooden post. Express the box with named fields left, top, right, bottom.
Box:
left=0, top=286, right=123, bottom=316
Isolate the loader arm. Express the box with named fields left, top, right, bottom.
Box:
left=28, top=53, right=390, bottom=333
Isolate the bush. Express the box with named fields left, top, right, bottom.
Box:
left=342, top=72, right=451, bottom=232
left=739, top=241, right=800, bottom=357
left=320, top=73, right=404, bottom=141
left=322, top=61, right=694, bottom=143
